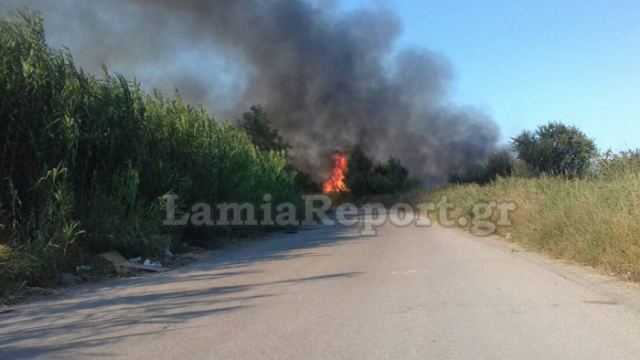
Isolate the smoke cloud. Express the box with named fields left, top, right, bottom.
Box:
left=1, top=0, right=499, bottom=182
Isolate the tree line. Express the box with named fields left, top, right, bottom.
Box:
left=449, top=122, right=599, bottom=185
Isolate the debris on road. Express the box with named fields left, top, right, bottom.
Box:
left=75, top=265, right=92, bottom=273
left=143, top=259, right=163, bottom=268
left=99, top=251, right=168, bottom=273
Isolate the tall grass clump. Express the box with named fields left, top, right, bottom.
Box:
left=424, top=155, right=640, bottom=281
left=0, top=11, right=300, bottom=298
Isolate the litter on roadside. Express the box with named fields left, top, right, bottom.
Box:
left=99, top=251, right=168, bottom=273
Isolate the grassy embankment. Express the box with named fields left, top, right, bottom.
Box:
left=423, top=158, right=640, bottom=281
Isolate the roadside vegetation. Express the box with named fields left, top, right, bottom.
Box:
left=344, top=144, right=421, bottom=197
left=0, top=12, right=301, bottom=301
left=427, top=123, right=640, bottom=281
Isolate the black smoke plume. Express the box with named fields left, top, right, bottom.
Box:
left=1, top=0, right=499, bottom=182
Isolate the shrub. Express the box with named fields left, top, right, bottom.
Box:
left=448, top=150, right=513, bottom=185
left=486, top=150, right=514, bottom=180
left=345, top=145, right=418, bottom=197
left=597, top=149, right=640, bottom=179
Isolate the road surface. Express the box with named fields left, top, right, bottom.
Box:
left=2, top=218, right=640, bottom=359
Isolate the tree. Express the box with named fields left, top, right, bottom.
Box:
left=448, top=164, right=490, bottom=185
left=237, top=105, right=290, bottom=152
left=448, top=150, right=512, bottom=185
left=344, top=144, right=373, bottom=197
left=486, top=150, right=513, bottom=180
left=345, top=146, right=416, bottom=196
left=512, top=122, right=597, bottom=177
left=370, top=157, right=409, bottom=194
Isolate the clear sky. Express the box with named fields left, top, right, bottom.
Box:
left=342, top=0, right=640, bottom=151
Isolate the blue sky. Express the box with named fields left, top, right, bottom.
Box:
left=342, top=0, right=640, bottom=151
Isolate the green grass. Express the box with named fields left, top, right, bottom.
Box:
left=423, top=164, right=640, bottom=281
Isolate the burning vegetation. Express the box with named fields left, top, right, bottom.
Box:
left=323, top=152, right=349, bottom=193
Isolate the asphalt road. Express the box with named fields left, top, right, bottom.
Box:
left=2, top=218, right=640, bottom=359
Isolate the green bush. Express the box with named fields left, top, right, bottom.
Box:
left=448, top=150, right=514, bottom=185
left=486, top=150, right=514, bottom=179
left=512, top=122, right=597, bottom=177
left=345, top=145, right=418, bottom=197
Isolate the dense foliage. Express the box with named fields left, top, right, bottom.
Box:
left=448, top=150, right=514, bottom=185
left=237, top=105, right=290, bottom=152
left=344, top=145, right=374, bottom=197
left=450, top=122, right=597, bottom=185
left=512, top=122, right=597, bottom=177
left=0, top=12, right=300, bottom=296
left=236, top=105, right=321, bottom=193
left=345, top=145, right=417, bottom=197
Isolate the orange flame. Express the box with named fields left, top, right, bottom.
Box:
left=323, top=152, right=349, bottom=193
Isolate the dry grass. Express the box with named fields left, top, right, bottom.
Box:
left=422, top=170, right=640, bottom=281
